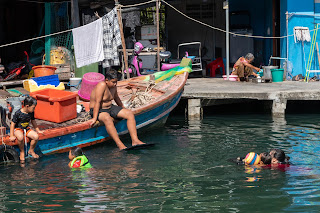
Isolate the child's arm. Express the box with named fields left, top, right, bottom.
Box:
left=9, top=122, right=16, bottom=141
left=31, top=119, right=43, bottom=134
left=114, top=88, right=124, bottom=108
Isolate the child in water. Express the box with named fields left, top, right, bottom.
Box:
left=9, top=96, right=43, bottom=161
left=269, top=149, right=290, bottom=164
left=68, top=147, right=92, bottom=168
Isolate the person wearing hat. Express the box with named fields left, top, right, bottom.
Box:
left=231, top=53, right=261, bottom=81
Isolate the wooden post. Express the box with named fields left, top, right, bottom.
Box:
left=156, top=0, right=160, bottom=72
left=115, top=1, right=130, bottom=79
left=71, top=0, right=80, bottom=28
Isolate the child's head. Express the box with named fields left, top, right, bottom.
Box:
left=260, top=152, right=272, bottom=165
left=105, top=69, right=119, bottom=88
left=244, top=152, right=261, bottom=165
left=269, top=149, right=290, bottom=164
left=69, top=147, right=83, bottom=160
left=23, top=96, right=37, bottom=113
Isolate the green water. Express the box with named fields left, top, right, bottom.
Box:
left=1, top=114, right=320, bottom=212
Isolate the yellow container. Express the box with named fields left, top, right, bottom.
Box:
left=23, top=79, right=65, bottom=92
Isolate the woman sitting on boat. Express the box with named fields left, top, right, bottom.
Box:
left=68, top=147, right=92, bottom=168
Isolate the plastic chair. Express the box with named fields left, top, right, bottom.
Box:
left=206, top=58, right=225, bottom=77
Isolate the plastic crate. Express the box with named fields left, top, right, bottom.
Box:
left=30, top=88, right=77, bottom=123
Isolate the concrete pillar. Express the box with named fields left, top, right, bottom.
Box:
left=188, top=99, right=202, bottom=120
left=272, top=98, right=287, bottom=117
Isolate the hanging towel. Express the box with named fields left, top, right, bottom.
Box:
left=72, top=18, right=104, bottom=68
left=102, top=8, right=122, bottom=68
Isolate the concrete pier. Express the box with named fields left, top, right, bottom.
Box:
left=182, top=78, right=320, bottom=119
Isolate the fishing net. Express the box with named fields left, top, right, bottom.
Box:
left=50, top=2, right=73, bottom=50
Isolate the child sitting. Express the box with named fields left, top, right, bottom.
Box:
left=9, top=96, right=43, bottom=161
left=68, top=147, right=92, bottom=168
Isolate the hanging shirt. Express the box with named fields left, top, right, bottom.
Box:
left=102, top=8, right=122, bottom=68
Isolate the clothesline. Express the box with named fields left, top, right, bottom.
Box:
left=0, top=0, right=319, bottom=49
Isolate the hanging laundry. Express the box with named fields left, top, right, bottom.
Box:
left=72, top=18, right=104, bottom=68
left=102, top=8, right=122, bottom=68
left=294, top=27, right=311, bottom=43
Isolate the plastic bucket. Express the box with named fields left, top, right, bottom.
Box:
left=78, top=72, right=105, bottom=101
left=271, top=69, right=284, bottom=82
left=69, top=77, right=82, bottom=92
left=32, top=65, right=57, bottom=77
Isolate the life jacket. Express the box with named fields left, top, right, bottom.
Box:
left=70, top=155, right=92, bottom=168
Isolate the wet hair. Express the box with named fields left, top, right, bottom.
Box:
left=260, top=152, right=272, bottom=164
left=70, top=147, right=83, bottom=157
left=105, top=69, right=119, bottom=80
left=245, top=53, right=254, bottom=61
left=270, top=149, right=290, bottom=164
left=24, top=96, right=37, bottom=106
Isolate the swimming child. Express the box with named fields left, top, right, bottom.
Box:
left=68, top=147, right=92, bottom=168
left=9, top=96, right=43, bottom=161
left=269, top=149, right=290, bottom=164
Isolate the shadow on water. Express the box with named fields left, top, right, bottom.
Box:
left=1, top=113, right=320, bottom=211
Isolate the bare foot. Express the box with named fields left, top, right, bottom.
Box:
left=119, top=145, right=127, bottom=150
left=28, top=151, right=39, bottom=159
left=132, top=139, right=145, bottom=146
left=20, top=152, right=25, bottom=162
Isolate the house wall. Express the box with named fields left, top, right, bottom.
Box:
left=229, top=0, right=273, bottom=66
left=280, top=0, right=320, bottom=77
left=166, top=0, right=225, bottom=64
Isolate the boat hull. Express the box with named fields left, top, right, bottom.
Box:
left=37, top=90, right=182, bottom=154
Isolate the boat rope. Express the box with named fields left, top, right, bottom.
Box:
left=125, top=82, right=156, bottom=109
left=76, top=111, right=92, bottom=123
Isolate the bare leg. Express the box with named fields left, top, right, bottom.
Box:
left=117, top=109, right=145, bottom=146
left=14, top=130, right=25, bottom=161
left=27, top=130, right=39, bottom=158
left=99, top=112, right=127, bottom=150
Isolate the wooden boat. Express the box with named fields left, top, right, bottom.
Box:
left=0, top=71, right=189, bottom=158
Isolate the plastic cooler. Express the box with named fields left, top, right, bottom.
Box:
left=30, top=88, right=77, bottom=123
left=78, top=72, right=105, bottom=101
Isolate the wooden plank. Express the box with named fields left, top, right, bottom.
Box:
left=0, top=80, right=24, bottom=88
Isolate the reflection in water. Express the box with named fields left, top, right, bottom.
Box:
left=1, top=115, right=320, bottom=211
